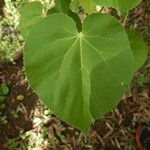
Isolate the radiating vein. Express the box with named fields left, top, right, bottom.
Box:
left=63, top=27, right=77, bottom=35
left=84, top=35, right=115, bottom=41
left=59, top=37, right=79, bottom=75
left=82, top=37, right=109, bottom=67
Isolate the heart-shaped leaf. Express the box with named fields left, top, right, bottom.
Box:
left=92, top=0, right=141, bottom=13
left=24, top=13, right=134, bottom=133
left=127, top=30, right=148, bottom=71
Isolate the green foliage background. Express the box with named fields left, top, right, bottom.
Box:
left=0, top=0, right=53, bottom=61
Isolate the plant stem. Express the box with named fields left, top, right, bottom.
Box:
left=122, top=12, right=128, bottom=27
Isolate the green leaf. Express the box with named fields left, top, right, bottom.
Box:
left=127, top=30, right=148, bottom=71
left=92, top=0, right=141, bottom=13
left=55, top=0, right=71, bottom=14
left=0, top=96, right=5, bottom=102
left=79, top=0, right=96, bottom=14
left=0, top=83, right=9, bottom=95
left=24, top=13, right=134, bottom=133
left=70, top=0, right=80, bottom=13
left=16, top=95, right=24, bottom=101
left=0, top=104, right=6, bottom=109
left=20, top=2, right=43, bottom=39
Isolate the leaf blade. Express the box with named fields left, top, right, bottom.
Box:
left=24, top=13, right=134, bottom=133
left=127, top=30, right=148, bottom=71
left=92, top=0, right=141, bottom=13
left=20, top=2, right=43, bottom=39
left=55, top=0, right=71, bottom=13
left=79, top=0, right=96, bottom=14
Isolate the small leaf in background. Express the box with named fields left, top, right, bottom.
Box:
left=92, top=0, right=142, bottom=13
left=70, top=0, right=80, bottom=13
left=137, top=75, right=150, bottom=86
left=1, top=119, right=8, bottom=125
left=0, top=83, right=9, bottom=96
left=16, top=95, right=24, bottom=101
left=127, top=30, right=148, bottom=71
left=20, top=2, right=43, bottom=39
left=0, top=96, right=5, bottom=102
left=24, top=13, right=134, bottom=133
left=0, top=104, right=6, bottom=110
left=79, top=0, right=96, bottom=14
left=11, top=109, right=19, bottom=118
left=55, top=0, right=71, bottom=14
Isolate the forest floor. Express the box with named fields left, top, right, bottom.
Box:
left=0, top=0, right=150, bottom=150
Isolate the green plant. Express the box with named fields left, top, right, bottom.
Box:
left=0, top=0, right=24, bottom=61
left=0, top=83, right=9, bottom=104
left=8, top=138, right=20, bottom=150
left=16, top=95, right=24, bottom=101
left=20, top=0, right=148, bottom=133
left=0, top=83, right=9, bottom=116
left=0, top=116, right=8, bottom=124
left=11, top=109, right=20, bottom=118
left=0, top=104, right=6, bottom=109
left=137, top=75, right=150, bottom=86
left=0, top=83, right=9, bottom=96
